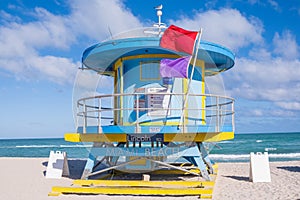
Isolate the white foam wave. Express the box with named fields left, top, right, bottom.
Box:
left=256, top=140, right=263, bottom=143
left=269, top=153, right=300, bottom=158
left=16, top=145, right=57, bottom=148
left=265, top=147, right=277, bottom=151
left=218, top=141, right=234, bottom=144
left=209, top=154, right=249, bottom=160
left=16, top=144, right=93, bottom=148
left=210, top=153, right=300, bottom=160
left=59, top=145, right=93, bottom=148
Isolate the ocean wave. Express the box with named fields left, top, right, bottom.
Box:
left=59, top=145, right=93, bottom=148
left=218, top=140, right=248, bottom=144
left=16, top=145, right=58, bottom=148
left=15, top=144, right=93, bottom=148
left=256, top=140, right=263, bottom=143
left=269, top=153, right=300, bottom=158
left=218, top=141, right=234, bottom=144
left=209, top=154, right=249, bottom=160
left=265, top=147, right=277, bottom=151
left=210, top=153, right=300, bottom=160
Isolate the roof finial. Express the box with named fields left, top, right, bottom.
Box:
left=153, top=4, right=166, bottom=29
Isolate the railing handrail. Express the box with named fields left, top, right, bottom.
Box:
left=78, top=92, right=234, bottom=103
left=76, top=92, right=235, bottom=133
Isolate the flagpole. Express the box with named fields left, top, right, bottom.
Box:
left=163, top=81, right=173, bottom=125
left=178, top=28, right=203, bottom=132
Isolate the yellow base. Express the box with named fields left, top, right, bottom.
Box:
left=65, top=132, right=234, bottom=143
left=51, top=186, right=213, bottom=196
left=73, top=179, right=215, bottom=188
left=49, top=164, right=218, bottom=199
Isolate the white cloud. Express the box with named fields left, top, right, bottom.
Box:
left=238, top=105, right=297, bottom=118
left=0, top=53, right=79, bottom=83
left=28, top=55, right=80, bottom=84
left=268, top=0, right=281, bottom=12
left=0, top=0, right=142, bottom=85
left=269, top=109, right=296, bottom=117
left=224, top=29, right=300, bottom=114
left=0, top=10, right=21, bottom=24
left=247, top=0, right=281, bottom=12
left=73, top=70, right=114, bottom=92
left=68, top=0, right=142, bottom=40
left=251, top=109, right=264, bottom=116
left=273, top=30, right=299, bottom=59
left=228, top=57, right=300, bottom=101
left=276, top=102, right=300, bottom=111
left=169, top=8, right=264, bottom=51
left=248, top=48, right=272, bottom=60
left=0, top=8, right=74, bottom=55
left=0, top=7, right=76, bottom=84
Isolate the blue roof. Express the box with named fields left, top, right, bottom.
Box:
left=82, top=36, right=235, bottom=76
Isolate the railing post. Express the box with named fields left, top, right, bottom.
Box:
left=216, top=97, right=219, bottom=132
left=98, top=98, right=102, bottom=133
left=83, top=99, right=87, bottom=134
left=181, top=93, right=186, bottom=133
left=232, top=100, right=235, bottom=132
left=135, top=94, right=140, bottom=133
left=76, top=101, right=79, bottom=133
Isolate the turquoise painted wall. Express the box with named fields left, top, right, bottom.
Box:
left=116, top=57, right=205, bottom=126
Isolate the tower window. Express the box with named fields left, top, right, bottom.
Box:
left=140, top=61, right=160, bottom=81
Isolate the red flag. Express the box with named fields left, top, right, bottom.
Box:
left=160, top=25, right=198, bottom=55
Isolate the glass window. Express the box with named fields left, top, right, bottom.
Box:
left=140, top=61, right=160, bottom=81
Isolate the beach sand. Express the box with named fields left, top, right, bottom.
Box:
left=0, top=158, right=299, bottom=200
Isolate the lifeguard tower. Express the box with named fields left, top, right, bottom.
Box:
left=50, top=6, right=235, bottom=198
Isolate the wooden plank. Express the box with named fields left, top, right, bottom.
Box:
left=73, top=179, right=215, bottom=188
left=51, top=186, right=213, bottom=196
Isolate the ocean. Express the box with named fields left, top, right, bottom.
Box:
left=0, top=132, right=299, bottom=162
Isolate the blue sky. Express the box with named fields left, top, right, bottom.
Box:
left=0, top=0, right=300, bottom=138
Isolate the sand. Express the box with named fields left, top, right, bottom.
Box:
left=0, top=157, right=299, bottom=200
left=214, top=161, right=300, bottom=200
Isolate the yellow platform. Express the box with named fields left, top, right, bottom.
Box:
left=65, top=132, right=234, bottom=143
left=49, top=164, right=218, bottom=199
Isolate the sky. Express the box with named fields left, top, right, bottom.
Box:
left=0, top=0, right=300, bottom=139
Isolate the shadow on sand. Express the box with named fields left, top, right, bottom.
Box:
left=277, top=166, right=300, bottom=173
left=223, top=175, right=249, bottom=182
left=42, top=159, right=87, bottom=179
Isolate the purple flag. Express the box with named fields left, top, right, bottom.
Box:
left=160, top=56, right=191, bottom=78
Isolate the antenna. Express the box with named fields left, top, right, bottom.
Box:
left=107, top=26, right=113, bottom=39
left=153, top=4, right=166, bottom=30
left=155, top=4, right=163, bottom=26
left=144, top=5, right=166, bottom=35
